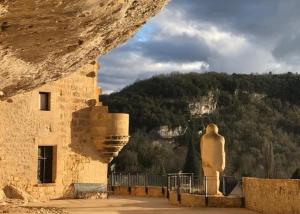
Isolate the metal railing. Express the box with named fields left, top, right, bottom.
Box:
left=167, top=173, right=239, bottom=196
left=167, top=173, right=203, bottom=194
left=109, top=172, right=167, bottom=187
left=108, top=172, right=239, bottom=196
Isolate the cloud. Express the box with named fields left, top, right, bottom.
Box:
left=99, top=50, right=209, bottom=93
left=99, top=0, right=300, bottom=93
left=273, top=35, right=300, bottom=66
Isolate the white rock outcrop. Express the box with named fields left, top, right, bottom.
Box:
left=189, top=91, right=217, bottom=117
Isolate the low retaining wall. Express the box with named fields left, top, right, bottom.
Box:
left=112, top=186, right=243, bottom=208
left=111, top=186, right=129, bottom=195
left=243, top=177, right=300, bottom=214
left=180, top=193, right=206, bottom=207
left=131, top=186, right=147, bottom=196
left=148, top=186, right=167, bottom=197
left=169, top=191, right=243, bottom=208
left=111, top=186, right=166, bottom=198
left=169, top=191, right=179, bottom=205
left=207, top=195, right=243, bottom=207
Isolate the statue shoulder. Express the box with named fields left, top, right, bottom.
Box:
left=202, top=133, right=225, bottom=143
left=211, top=133, right=224, bottom=142
left=219, top=134, right=225, bottom=141
left=201, top=134, right=208, bottom=140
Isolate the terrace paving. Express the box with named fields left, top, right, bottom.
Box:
left=26, top=196, right=259, bottom=214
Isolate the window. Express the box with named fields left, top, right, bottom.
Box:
left=39, top=92, right=50, bottom=111
left=38, top=146, right=54, bottom=183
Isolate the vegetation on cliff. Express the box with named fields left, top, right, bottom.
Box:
left=102, top=72, right=300, bottom=178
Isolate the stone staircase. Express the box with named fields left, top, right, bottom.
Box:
left=90, top=104, right=129, bottom=163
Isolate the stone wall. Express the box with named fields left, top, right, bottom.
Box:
left=169, top=191, right=242, bottom=208
left=111, top=186, right=166, bottom=198
left=131, top=186, right=148, bottom=197
left=169, top=191, right=179, bottom=205
left=148, top=186, right=167, bottom=197
left=0, top=63, right=124, bottom=200
left=111, top=186, right=243, bottom=207
left=243, top=177, right=300, bottom=214
left=180, top=193, right=206, bottom=207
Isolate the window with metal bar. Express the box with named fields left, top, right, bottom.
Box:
left=37, top=146, right=53, bottom=183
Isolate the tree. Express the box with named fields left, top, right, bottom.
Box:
left=262, top=140, right=274, bottom=178
left=182, top=139, right=200, bottom=175
left=105, top=72, right=300, bottom=178
left=291, top=168, right=300, bottom=179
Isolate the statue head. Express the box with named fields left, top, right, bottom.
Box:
left=206, top=123, right=219, bottom=134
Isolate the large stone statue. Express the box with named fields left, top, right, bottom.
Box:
left=200, top=123, right=225, bottom=195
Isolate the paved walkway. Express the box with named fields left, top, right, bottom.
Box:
left=27, top=196, right=259, bottom=214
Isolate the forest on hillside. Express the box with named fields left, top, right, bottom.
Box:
left=101, top=72, right=300, bottom=179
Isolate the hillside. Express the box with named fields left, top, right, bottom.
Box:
left=101, top=72, right=300, bottom=178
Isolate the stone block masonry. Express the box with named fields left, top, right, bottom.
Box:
left=243, top=177, right=300, bottom=214
left=0, top=62, right=129, bottom=200
left=169, top=191, right=243, bottom=208
left=111, top=186, right=166, bottom=198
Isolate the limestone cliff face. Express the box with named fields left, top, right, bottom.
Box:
left=157, top=125, right=185, bottom=139
left=188, top=91, right=217, bottom=117
left=0, top=0, right=169, bottom=99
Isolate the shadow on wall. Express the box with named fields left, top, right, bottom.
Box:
left=59, top=101, right=106, bottom=199
left=70, top=99, right=105, bottom=162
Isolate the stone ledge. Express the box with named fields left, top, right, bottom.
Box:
left=147, top=187, right=166, bottom=198
left=180, top=193, right=206, bottom=207
left=111, top=186, right=166, bottom=198
left=208, top=195, right=243, bottom=208
left=131, top=186, right=147, bottom=197
left=34, top=183, right=56, bottom=187
left=169, top=191, right=179, bottom=205
left=168, top=191, right=243, bottom=208
left=111, top=186, right=130, bottom=195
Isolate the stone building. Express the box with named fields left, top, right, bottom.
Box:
left=0, top=62, right=129, bottom=200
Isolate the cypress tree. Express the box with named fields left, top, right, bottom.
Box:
left=262, top=140, right=274, bottom=178
left=291, top=168, right=300, bottom=179
left=182, top=139, right=200, bottom=175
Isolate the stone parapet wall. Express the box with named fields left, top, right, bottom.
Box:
left=131, top=186, right=147, bottom=197
left=111, top=186, right=166, bottom=198
left=207, top=195, right=243, bottom=207
left=180, top=193, right=206, bottom=207
left=111, top=187, right=243, bottom=208
left=168, top=191, right=179, bottom=205
left=243, top=177, right=300, bottom=214
left=111, top=186, right=130, bottom=196
left=169, top=191, right=243, bottom=208
left=148, top=186, right=167, bottom=198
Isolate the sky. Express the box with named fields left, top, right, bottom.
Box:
left=99, top=0, right=300, bottom=94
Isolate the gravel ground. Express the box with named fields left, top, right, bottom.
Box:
left=0, top=200, right=68, bottom=214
